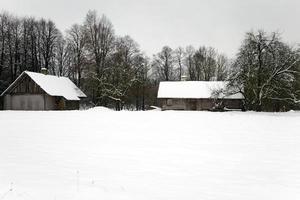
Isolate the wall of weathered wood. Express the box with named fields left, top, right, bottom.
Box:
left=3, top=94, right=57, bottom=110
left=160, top=98, right=243, bottom=111
left=3, top=94, right=82, bottom=110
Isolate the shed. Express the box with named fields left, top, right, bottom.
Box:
left=1, top=71, right=86, bottom=110
left=157, top=81, right=244, bottom=111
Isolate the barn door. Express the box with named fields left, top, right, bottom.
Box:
left=11, top=95, right=44, bottom=110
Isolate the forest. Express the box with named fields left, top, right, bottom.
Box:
left=0, top=10, right=299, bottom=111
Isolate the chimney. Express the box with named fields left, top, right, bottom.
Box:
left=181, top=75, right=188, bottom=81
left=41, top=68, right=48, bottom=75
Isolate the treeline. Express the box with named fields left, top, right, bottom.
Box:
left=152, top=46, right=229, bottom=82
left=0, top=11, right=154, bottom=110
left=0, top=10, right=300, bottom=111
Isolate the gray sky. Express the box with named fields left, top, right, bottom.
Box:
left=1, top=0, right=300, bottom=57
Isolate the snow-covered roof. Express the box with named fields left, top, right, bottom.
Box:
left=157, top=81, right=244, bottom=99
left=1, top=71, right=86, bottom=100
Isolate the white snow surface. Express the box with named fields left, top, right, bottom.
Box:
left=1, top=71, right=86, bottom=100
left=157, top=81, right=244, bottom=99
left=1, top=110, right=300, bottom=200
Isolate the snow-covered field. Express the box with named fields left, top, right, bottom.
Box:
left=1, top=109, right=300, bottom=200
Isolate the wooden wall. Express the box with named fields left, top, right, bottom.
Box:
left=160, top=98, right=243, bottom=111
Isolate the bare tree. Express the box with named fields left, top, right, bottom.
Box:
left=55, top=34, right=71, bottom=77
left=0, top=13, right=8, bottom=78
left=152, top=46, right=175, bottom=81
left=106, top=35, right=140, bottom=110
left=193, top=46, right=217, bottom=81
left=38, top=19, right=60, bottom=74
left=66, top=24, right=87, bottom=86
left=229, top=30, right=300, bottom=111
left=185, top=45, right=195, bottom=81
left=174, top=47, right=185, bottom=80
left=84, top=10, right=114, bottom=76
left=6, top=15, right=21, bottom=81
left=216, top=54, right=229, bottom=81
left=21, top=17, right=39, bottom=72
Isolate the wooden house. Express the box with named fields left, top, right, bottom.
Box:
left=157, top=81, right=244, bottom=111
left=1, top=70, right=86, bottom=110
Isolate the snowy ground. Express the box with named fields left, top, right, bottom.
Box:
left=1, top=109, right=300, bottom=200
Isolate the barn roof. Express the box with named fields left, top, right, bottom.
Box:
left=1, top=71, right=87, bottom=100
left=157, top=81, right=244, bottom=99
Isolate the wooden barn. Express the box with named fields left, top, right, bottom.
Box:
left=1, top=70, right=86, bottom=110
left=157, top=81, right=244, bottom=111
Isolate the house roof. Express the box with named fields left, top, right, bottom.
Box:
left=1, top=71, right=87, bottom=100
left=157, top=81, right=244, bottom=99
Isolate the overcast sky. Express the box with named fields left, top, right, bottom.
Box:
left=1, top=0, right=300, bottom=57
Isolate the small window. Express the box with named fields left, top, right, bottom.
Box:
left=167, top=99, right=173, bottom=106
